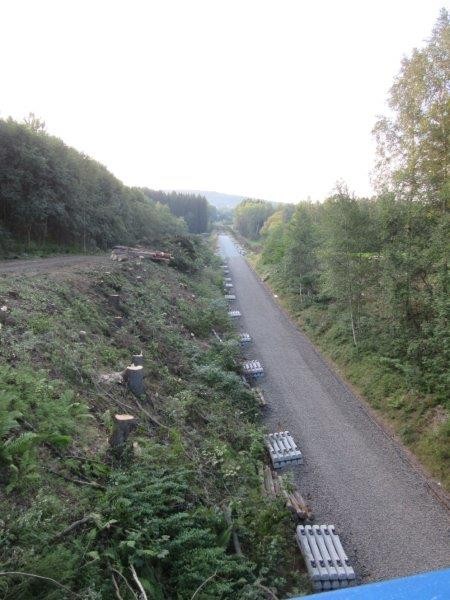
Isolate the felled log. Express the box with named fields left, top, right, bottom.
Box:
left=261, top=466, right=313, bottom=521
left=224, top=505, right=243, bottom=556
left=111, top=246, right=173, bottom=263
left=110, top=414, right=137, bottom=448
left=123, top=365, right=144, bottom=396
left=99, top=371, right=123, bottom=385
left=132, top=352, right=144, bottom=366
left=278, top=474, right=313, bottom=521
left=262, top=465, right=277, bottom=498
left=254, top=387, right=267, bottom=407
left=211, top=329, right=223, bottom=343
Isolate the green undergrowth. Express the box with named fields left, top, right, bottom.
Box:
left=0, top=237, right=308, bottom=599
left=0, top=239, right=87, bottom=260
left=253, top=257, right=450, bottom=492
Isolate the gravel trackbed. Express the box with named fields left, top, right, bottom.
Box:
left=218, top=234, right=450, bottom=584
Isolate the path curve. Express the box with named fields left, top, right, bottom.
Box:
left=218, top=234, right=450, bottom=583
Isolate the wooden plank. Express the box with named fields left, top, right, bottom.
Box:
left=254, top=387, right=266, bottom=406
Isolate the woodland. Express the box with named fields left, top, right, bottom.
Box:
left=0, top=119, right=211, bottom=256
left=234, top=10, right=449, bottom=486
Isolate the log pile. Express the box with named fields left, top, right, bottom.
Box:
left=110, top=245, right=173, bottom=263
left=253, top=387, right=267, bottom=407
left=261, top=465, right=313, bottom=521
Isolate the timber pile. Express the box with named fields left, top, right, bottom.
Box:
left=261, top=465, right=313, bottom=520
left=266, top=431, right=303, bottom=468
left=296, top=525, right=356, bottom=591
left=253, top=387, right=267, bottom=407
left=110, top=245, right=173, bottom=263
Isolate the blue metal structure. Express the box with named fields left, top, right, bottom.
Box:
left=290, top=569, right=450, bottom=600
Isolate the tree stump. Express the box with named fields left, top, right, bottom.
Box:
left=124, top=365, right=144, bottom=396
left=110, top=414, right=137, bottom=448
left=108, top=294, right=120, bottom=310
left=132, top=352, right=144, bottom=366
left=114, top=316, right=124, bottom=328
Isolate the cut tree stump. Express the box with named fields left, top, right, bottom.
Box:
left=124, top=365, right=144, bottom=396
left=110, top=414, right=137, bottom=448
left=108, top=294, right=121, bottom=310
left=132, top=352, right=144, bottom=366
left=114, top=316, right=124, bottom=328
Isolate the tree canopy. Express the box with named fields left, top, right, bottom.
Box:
left=242, top=10, right=449, bottom=403
left=0, top=117, right=186, bottom=253
left=141, top=189, right=210, bottom=234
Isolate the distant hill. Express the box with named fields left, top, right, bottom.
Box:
left=176, top=190, right=245, bottom=210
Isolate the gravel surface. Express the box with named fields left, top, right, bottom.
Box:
left=218, top=234, right=450, bottom=584
left=0, top=254, right=108, bottom=275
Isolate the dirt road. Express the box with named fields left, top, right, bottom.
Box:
left=0, top=254, right=108, bottom=275
left=218, top=234, right=450, bottom=583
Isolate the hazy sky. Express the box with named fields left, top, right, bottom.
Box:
left=1, top=0, right=446, bottom=202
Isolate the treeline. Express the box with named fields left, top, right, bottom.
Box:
left=141, top=189, right=211, bottom=233
left=0, top=117, right=186, bottom=253
left=235, top=11, right=449, bottom=476
left=234, top=199, right=276, bottom=239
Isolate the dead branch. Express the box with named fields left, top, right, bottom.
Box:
left=48, top=468, right=106, bottom=490
left=111, top=568, right=138, bottom=600
left=53, top=515, right=95, bottom=540
left=190, top=570, right=218, bottom=600
left=254, top=580, right=280, bottom=600
left=111, top=572, right=124, bottom=600
left=130, top=564, right=148, bottom=600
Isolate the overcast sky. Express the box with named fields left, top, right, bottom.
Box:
left=1, top=0, right=446, bottom=202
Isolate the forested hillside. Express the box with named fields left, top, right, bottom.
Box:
left=141, top=189, right=211, bottom=233
left=234, top=10, right=449, bottom=487
left=0, top=117, right=186, bottom=255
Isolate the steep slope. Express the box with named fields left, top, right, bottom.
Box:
left=0, top=237, right=306, bottom=599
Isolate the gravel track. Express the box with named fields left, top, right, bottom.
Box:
left=218, top=234, right=450, bottom=584
left=0, top=254, right=108, bottom=275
